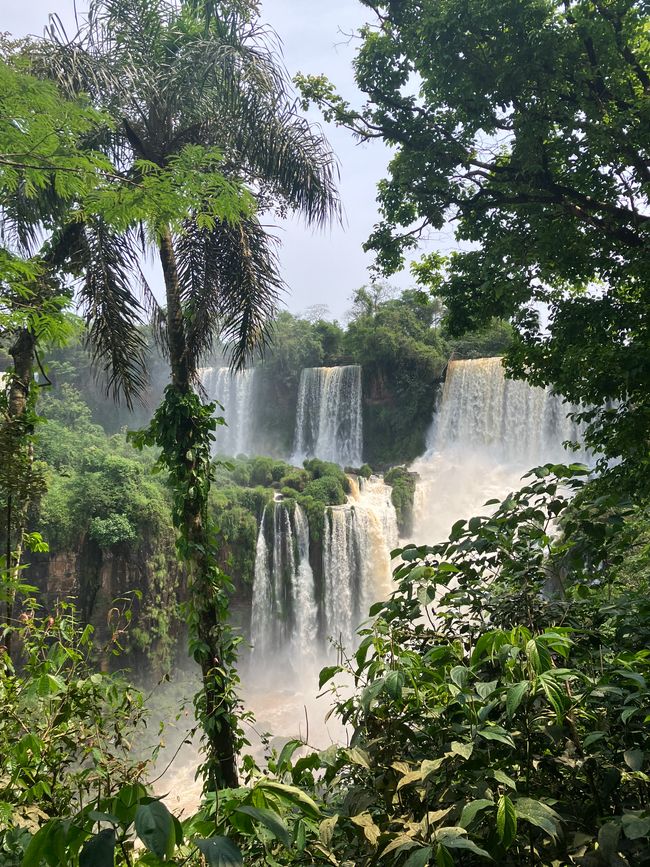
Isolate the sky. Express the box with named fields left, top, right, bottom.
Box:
left=3, top=0, right=456, bottom=320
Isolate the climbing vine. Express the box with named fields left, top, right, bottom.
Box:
left=129, top=385, right=245, bottom=789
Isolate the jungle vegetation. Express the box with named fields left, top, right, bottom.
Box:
left=1, top=0, right=649, bottom=865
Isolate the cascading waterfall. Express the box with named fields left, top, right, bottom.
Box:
left=412, top=357, right=587, bottom=543
left=199, top=366, right=257, bottom=456
left=432, top=357, right=584, bottom=463
left=250, top=502, right=318, bottom=671
left=322, top=476, right=398, bottom=651
left=292, top=365, right=363, bottom=467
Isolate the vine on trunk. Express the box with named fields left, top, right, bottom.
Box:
left=129, top=385, right=244, bottom=790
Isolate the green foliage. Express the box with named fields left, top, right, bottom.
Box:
left=314, top=466, right=650, bottom=865
left=298, top=0, right=650, bottom=480
left=0, top=588, right=149, bottom=858
left=88, top=514, right=137, bottom=549
left=384, top=466, right=417, bottom=536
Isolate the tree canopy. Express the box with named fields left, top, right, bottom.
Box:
left=297, top=0, right=650, bottom=479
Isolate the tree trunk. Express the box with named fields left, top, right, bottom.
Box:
left=157, top=227, right=239, bottom=789
left=1, top=327, right=36, bottom=654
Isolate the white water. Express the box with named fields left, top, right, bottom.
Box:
left=322, top=476, right=398, bottom=651
left=292, top=365, right=363, bottom=467
left=199, top=366, right=257, bottom=456
left=412, top=357, right=586, bottom=543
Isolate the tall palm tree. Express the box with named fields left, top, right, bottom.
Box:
left=34, top=0, right=340, bottom=787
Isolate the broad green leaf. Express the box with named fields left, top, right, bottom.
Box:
left=236, top=806, right=291, bottom=847
left=256, top=780, right=320, bottom=818
left=497, top=795, right=517, bottom=848
left=319, top=665, right=341, bottom=689
left=421, top=757, right=446, bottom=780
left=397, top=769, right=423, bottom=790
left=403, top=846, right=433, bottom=867
left=506, top=682, right=529, bottom=718
left=621, top=813, right=650, bottom=840
left=478, top=727, right=515, bottom=748
left=436, top=844, right=455, bottom=867
left=450, top=666, right=470, bottom=688
left=475, top=680, right=498, bottom=699
left=450, top=740, right=473, bottom=760
left=380, top=834, right=418, bottom=858
left=79, top=830, right=116, bottom=867
left=624, top=748, right=644, bottom=771
left=435, top=826, right=492, bottom=858
left=350, top=812, right=381, bottom=846
left=319, top=815, right=338, bottom=847
left=345, top=747, right=371, bottom=769
left=459, top=799, right=494, bottom=829
left=514, top=798, right=561, bottom=840
left=135, top=800, right=175, bottom=859
left=37, top=673, right=66, bottom=696
left=196, top=837, right=243, bottom=866
left=385, top=669, right=405, bottom=700
left=526, top=638, right=552, bottom=674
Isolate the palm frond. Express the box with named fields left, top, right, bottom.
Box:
left=176, top=216, right=282, bottom=372
left=73, top=220, right=149, bottom=407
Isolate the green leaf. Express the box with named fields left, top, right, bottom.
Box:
left=37, top=673, right=66, bottom=696
left=319, top=815, right=338, bottom=847
left=436, top=844, right=455, bottom=867
left=506, top=682, right=529, bottom=718
left=478, top=726, right=515, bottom=748
left=438, top=831, right=492, bottom=859
left=345, top=747, right=371, bottom=769
left=318, top=665, right=341, bottom=689
left=135, top=800, right=175, bottom=859
left=235, top=806, right=291, bottom=847
left=196, top=837, right=243, bottom=866
left=256, top=780, right=320, bottom=818
left=80, top=830, right=116, bottom=867
left=350, top=812, right=381, bottom=846
left=450, top=741, right=473, bottom=760
left=514, top=798, right=561, bottom=840
left=621, top=813, right=650, bottom=840
left=497, top=795, right=517, bottom=848
left=385, top=669, right=405, bottom=700
left=450, top=666, right=470, bottom=688
left=459, top=799, right=494, bottom=829
left=624, top=749, right=644, bottom=771
left=403, top=846, right=433, bottom=867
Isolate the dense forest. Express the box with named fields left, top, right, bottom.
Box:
left=1, top=0, right=649, bottom=866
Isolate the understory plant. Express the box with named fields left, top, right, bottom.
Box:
left=315, top=465, right=650, bottom=866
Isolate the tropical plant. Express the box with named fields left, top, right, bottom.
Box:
left=315, top=465, right=650, bottom=865
left=26, top=0, right=339, bottom=789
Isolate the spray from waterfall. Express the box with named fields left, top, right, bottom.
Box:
left=199, top=366, right=257, bottom=456
left=292, top=366, right=363, bottom=467
left=412, top=357, right=586, bottom=544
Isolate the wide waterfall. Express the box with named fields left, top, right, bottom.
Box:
left=200, top=366, right=257, bottom=456
left=433, top=357, right=584, bottom=463
left=292, top=365, right=363, bottom=467
left=412, top=357, right=586, bottom=543
left=250, top=501, right=318, bottom=671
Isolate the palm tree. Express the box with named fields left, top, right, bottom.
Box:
left=34, top=0, right=339, bottom=787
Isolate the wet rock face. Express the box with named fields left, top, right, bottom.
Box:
left=27, top=537, right=186, bottom=675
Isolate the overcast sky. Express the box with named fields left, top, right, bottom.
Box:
left=3, top=0, right=455, bottom=320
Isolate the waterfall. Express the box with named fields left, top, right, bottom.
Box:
left=250, top=502, right=318, bottom=669
left=322, top=476, right=398, bottom=650
left=412, top=357, right=587, bottom=544
left=200, top=366, right=257, bottom=456
left=432, top=357, right=584, bottom=463
left=292, top=366, right=363, bottom=467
